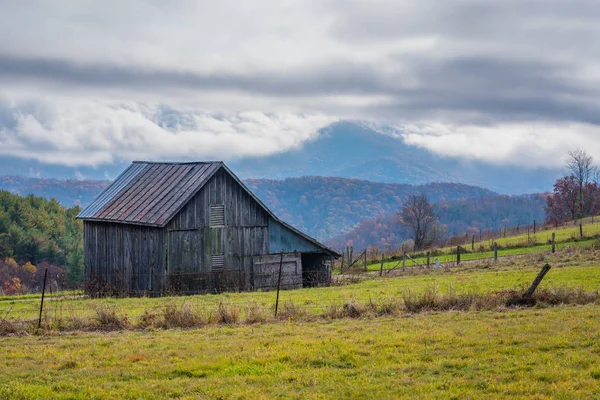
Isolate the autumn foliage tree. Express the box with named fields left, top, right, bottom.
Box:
left=546, top=150, right=600, bottom=226
left=398, top=194, right=444, bottom=250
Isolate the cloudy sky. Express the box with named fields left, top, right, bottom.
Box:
left=1, top=0, right=599, bottom=174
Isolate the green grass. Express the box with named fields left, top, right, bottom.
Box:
left=2, top=246, right=600, bottom=323
left=1, top=247, right=600, bottom=398
left=369, top=238, right=600, bottom=270
left=1, top=305, right=600, bottom=399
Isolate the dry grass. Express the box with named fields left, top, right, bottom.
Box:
left=0, top=285, right=598, bottom=335
left=94, top=305, right=130, bottom=331
left=212, top=302, right=239, bottom=324
left=161, top=303, right=203, bottom=328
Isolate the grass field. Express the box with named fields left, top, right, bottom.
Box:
left=2, top=247, right=600, bottom=398
left=1, top=305, right=600, bottom=399
left=369, top=238, right=600, bottom=271
left=2, top=247, right=600, bottom=323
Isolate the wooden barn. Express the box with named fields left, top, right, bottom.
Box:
left=77, top=161, right=340, bottom=296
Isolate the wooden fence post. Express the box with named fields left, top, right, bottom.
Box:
left=38, top=268, right=48, bottom=329
left=364, top=249, right=367, bottom=272
left=426, top=251, right=431, bottom=268
left=552, top=233, right=556, bottom=253
left=402, top=252, right=406, bottom=271
left=350, top=247, right=353, bottom=264
left=274, top=251, right=284, bottom=317
left=379, top=254, right=384, bottom=277
left=533, top=220, right=537, bottom=234
left=580, top=223, right=583, bottom=238
left=494, top=242, right=498, bottom=261
left=471, top=235, right=475, bottom=251
left=523, top=264, right=552, bottom=299
left=340, top=253, right=344, bottom=274
left=457, top=246, right=461, bottom=265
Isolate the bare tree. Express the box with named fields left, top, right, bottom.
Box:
left=398, top=194, right=443, bottom=250
left=566, top=150, right=596, bottom=220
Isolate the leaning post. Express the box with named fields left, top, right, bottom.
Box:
left=552, top=233, right=556, bottom=253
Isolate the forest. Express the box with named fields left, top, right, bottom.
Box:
left=326, top=193, right=547, bottom=250
left=0, top=191, right=83, bottom=295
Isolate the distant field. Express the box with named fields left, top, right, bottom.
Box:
left=363, top=220, right=600, bottom=272
left=2, top=305, right=600, bottom=399
left=369, top=238, right=599, bottom=271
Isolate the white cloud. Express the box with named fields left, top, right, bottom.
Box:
left=0, top=99, right=335, bottom=166
left=0, top=0, right=599, bottom=170
left=402, top=122, right=600, bottom=168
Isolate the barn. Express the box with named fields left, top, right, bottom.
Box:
left=77, top=161, right=340, bottom=296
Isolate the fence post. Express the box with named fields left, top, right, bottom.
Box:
left=340, top=253, right=344, bottom=274
left=551, top=233, right=556, bottom=253
left=523, top=264, right=552, bottom=299
left=471, top=235, right=475, bottom=251
left=274, top=251, right=284, bottom=317
left=494, top=242, right=498, bottom=261
left=329, top=255, right=334, bottom=286
left=533, top=220, right=536, bottom=234
left=457, top=246, right=461, bottom=265
left=426, top=251, right=431, bottom=268
left=402, top=252, right=406, bottom=271
left=379, top=254, right=384, bottom=277
left=364, top=249, right=367, bottom=272
left=350, top=246, right=353, bottom=264
left=580, top=223, right=583, bottom=238
left=38, top=268, right=48, bottom=329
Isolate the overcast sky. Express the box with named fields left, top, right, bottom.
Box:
left=1, top=0, right=599, bottom=170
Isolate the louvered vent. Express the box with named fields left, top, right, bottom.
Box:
left=209, top=204, right=225, bottom=227
left=212, top=254, right=225, bottom=271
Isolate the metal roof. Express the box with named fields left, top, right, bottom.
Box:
left=77, top=162, right=221, bottom=227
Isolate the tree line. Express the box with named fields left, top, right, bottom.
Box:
left=0, top=191, right=83, bottom=294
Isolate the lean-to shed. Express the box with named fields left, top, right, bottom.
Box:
left=77, top=161, right=340, bottom=296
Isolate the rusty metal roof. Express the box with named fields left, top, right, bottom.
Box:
left=77, top=161, right=222, bottom=227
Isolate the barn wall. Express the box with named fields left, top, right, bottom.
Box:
left=84, top=221, right=165, bottom=295
left=268, top=218, right=325, bottom=254
left=165, top=168, right=269, bottom=290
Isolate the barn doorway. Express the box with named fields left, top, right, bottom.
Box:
left=301, top=253, right=329, bottom=287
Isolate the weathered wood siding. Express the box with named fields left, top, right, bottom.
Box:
left=252, top=253, right=302, bottom=290
left=269, top=218, right=325, bottom=254
left=84, top=221, right=165, bottom=294
left=165, top=168, right=269, bottom=289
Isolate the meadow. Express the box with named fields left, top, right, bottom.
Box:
left=1, top=305, right=600, bottom=399
left=1, top=245, right=600, bottom=398
left=367, top=219, right=600, bottom=271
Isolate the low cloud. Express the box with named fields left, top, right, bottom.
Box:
left=0, top=99, right=334, bottom=166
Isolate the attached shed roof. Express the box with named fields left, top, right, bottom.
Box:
left=78, top=161, right=340, bottom=257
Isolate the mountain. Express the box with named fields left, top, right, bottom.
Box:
left=228, top=121, right=561, bottom=194
left=0, top=176, right=109, bottom=206
left=0, top=175, right=496, bottom=242
left=0, top=121, right=562, bottom=194
left=325, top=193, right=548, bottom=250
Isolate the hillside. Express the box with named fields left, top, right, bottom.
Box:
left=0, top=191, right=83, bottom=292
left=0, top=175, right=496, bottom=241
left=326, top=193, right=547, bottom=250
left=246, top=178, right=496, bottom=240
left=0, top=176, right=109, bottom=206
